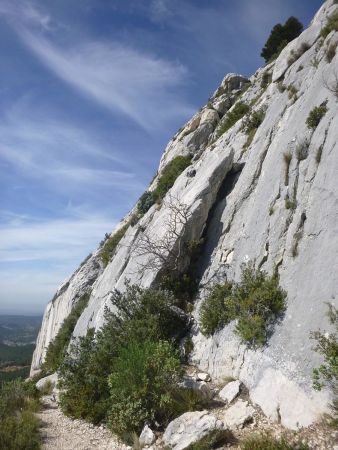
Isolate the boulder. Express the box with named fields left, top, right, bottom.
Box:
left=139, top=424, right=155, bottom=446
left=163, top=410, right=222, bottom=450
left=223, top=400, right=254, bottom=429
left=36, top=372, right=58, bottom=392
left=197, top=372, right=211, bottom=382
left=219, top=380, right=241, bottom=404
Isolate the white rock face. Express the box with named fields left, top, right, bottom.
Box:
left=30, top=251, right=104, bottom=375
left=222, top=400, right=254, bottom=429
left=162, top=410, right=221, bottom=450
left=32, top=2, right=338, bottom=430
left=219, top=380, right=241, bottom=404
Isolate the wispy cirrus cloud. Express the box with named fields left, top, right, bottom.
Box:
left=0, top=107, right=144, bottom=195
left=0, top=1, right=194, bottom=131
left=0, top=211, right=112, bottom=263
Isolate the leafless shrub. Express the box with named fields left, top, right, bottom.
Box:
left=132, top=195, right=192, bottom=277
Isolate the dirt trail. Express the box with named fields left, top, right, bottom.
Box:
left=37, top=396, right=131, bottom=450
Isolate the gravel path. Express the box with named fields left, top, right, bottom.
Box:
left=38, top=396, right=131, bottom=450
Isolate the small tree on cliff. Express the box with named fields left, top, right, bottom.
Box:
left=261, top=16, right=303, bottom=63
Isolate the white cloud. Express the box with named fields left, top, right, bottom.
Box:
left=1, top=1, right=194, bottom=131
left=0, top=110, right=144, bottom=195
left=0, top=210, right=115, bottom=313
left=0, top=0, right=51, bottom=30
left=22, top=32, right=193, bottom=130
left=0, top=212, right=113, bottom=263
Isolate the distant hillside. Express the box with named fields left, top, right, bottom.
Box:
left=0, top=315, right=42, bottom=381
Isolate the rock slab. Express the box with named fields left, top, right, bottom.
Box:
left=223, top=400, right=255, bottom=429
left=219, top=380, right=241, bottom=404
left=163, top=410, right=222, bottom=450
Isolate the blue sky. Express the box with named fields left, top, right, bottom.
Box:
left=0, top=0, right=323, bottom=314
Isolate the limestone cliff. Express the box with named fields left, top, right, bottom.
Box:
left=31, top=0, right=338, bottom=430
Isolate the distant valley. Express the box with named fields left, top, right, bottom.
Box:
left=0, top=315, right=42, bottom=381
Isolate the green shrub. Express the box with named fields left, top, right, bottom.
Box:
left=136, top=156, right=190, bottom=217
left=311, top=304, right=338, bottom=427
left=240, top=433, right=309, bottom=450
left=321, top=11, right=338, bottom=39
left=261, top=71, right=272, bottom=89
left=200, top=263, right=287, bottom=347
left=160, top=271, right=197, bottom=309
left=242, top=108, right=266, bottom=133
left=200, top=282, right=234, bottom=336
left=100, top=223, right=129, bottom=267
left=169, top=387, right=209, bottom=418
left=242, top=107, right=266, bottom=149
left=105, top=284, right=189, bottom=346
left=186, top=429, right=236, bottom=450
left=286, top=84, right=298, bottom=101
left=0, top=379, right=41, bottom=450
left=43, top=292, right=90, bottom=374
left=285, top=196, right=297, bottom=210
left=153, top=156, right=191, bottom=202
left=108, top=340, right=182, bottom=437
left=261, top=17, right=303, bottom=63
left=306, top=102, right=328, bottom=129
left=216, top=102, right=250, bottom=137
left=58, top=285, right=188, bottom=424
left=137, top=191, right=156, bottom=215
left=58, top=328, right=111, bottom=424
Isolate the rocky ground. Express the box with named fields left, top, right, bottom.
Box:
left=37, top=396, right=131, bottom=450
left=36, top=372, right=337, bottom=450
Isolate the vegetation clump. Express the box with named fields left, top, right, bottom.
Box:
left=58, top=285, right=190, bottom=428
left=137, top=156, right=191, bottom=215
left=306, top=102, right=328, bottom=129
left=137, top=191, right=156, bottom=215
left=285, top=196, right=297, bottom=210
left=261, top=17, right=303, bottom=63
left=242, top=107, right=266, bottom=149
left=311, top=304, right=338, bottom=427
left=320, top=11, right=338, bottom=40
left=200, top=282, right=234, bottom=336
left=286, top=84, right=298, bottom=102
left=42, top=292, right=90, bottom=374
left=186, top=429, right=236, bottom=450
left=216, top=102, right=250, bottom=138
left=108, top=339, right=182, bottom=438
left=240, top=433, right=309, bottom=450
left=0, top=379, right=41, bottom=450
left=100, top=223, right=129, bottom=267
left=200, top=263, right=287, bottom=347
